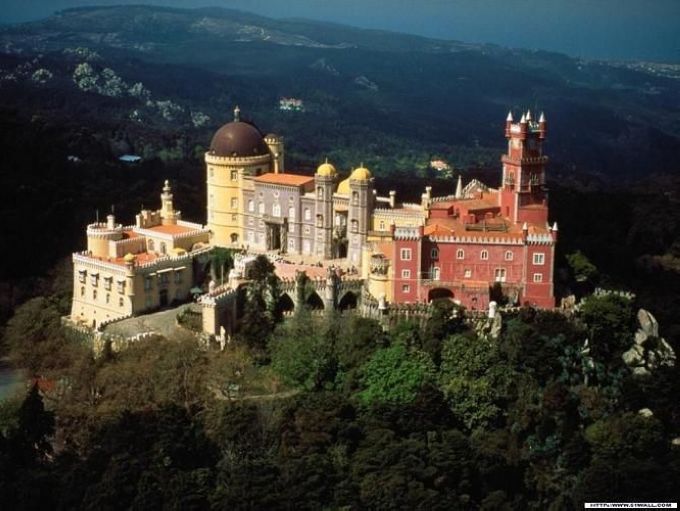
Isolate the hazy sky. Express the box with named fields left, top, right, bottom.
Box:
left=3, top=0, right=679, bottom=61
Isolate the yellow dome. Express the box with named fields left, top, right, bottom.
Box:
left=337, top=177, right=351, bottom=195
left=123, top=253, right=136, bottom=263
left=316, top=161, right=337, bottom=177
left=350, top=166, right=372, bottom=181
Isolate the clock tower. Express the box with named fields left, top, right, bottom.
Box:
left=499, top=111, right=549, bottom=225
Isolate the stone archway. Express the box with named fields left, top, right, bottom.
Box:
left=338, top=291, right=358, bottom=311
left=306, top=291, right=324, bottom=310
left=428, top=288, right=454, bottom=302
left=279, top=293, right=295, bottom=313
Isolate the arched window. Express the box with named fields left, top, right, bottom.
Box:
left=288, top=206, right=295, bottom=219
left=317, top=214, right=323, bottom=228
left=248, top=199, right=254, bottom=212
left=352, top=191, right=359, bottom=205
left=480, top=249, right=489, bottom=260
left=379, top=220, right=385, bottom=230
left=272, top=203, right=281, bottom=217
left=148, top=239, right=155, bottom=252
left=505, top=250, right=513, bottom=261
left=431, top=248, right=439, bottom=259
left=351, top=219, right=358, bottom=233
left=258, top=202, right=265, bottom=214
left=456, top=249, right=464, bottom=259
left=160, top=242, right=167, bottom=255
left=317, top=187, right=324, bottom=199
left=304, top=208, right=311, bottom=221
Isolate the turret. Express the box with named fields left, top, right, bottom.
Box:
left=455, top=174, right=463, bottom=199
left=160, top=179, right=179, bottom=225
left=538, top=112, right=547, bottom=140
left=505, top=111, right=513, bottom=138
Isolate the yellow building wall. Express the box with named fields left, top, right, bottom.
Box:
left=206, top=153, right=272, bottom=247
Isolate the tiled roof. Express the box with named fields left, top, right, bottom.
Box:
left=255, top=173, right=314, bottom=186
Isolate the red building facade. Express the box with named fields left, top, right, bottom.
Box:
left=387, top=111, right=556, bottom=309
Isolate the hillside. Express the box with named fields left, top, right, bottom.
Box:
left=0, top=5, right=679, bottom=179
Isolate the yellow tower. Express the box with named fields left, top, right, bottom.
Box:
left=205, top=107, right=278, bottom=247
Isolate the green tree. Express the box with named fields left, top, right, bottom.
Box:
left=579, top=294, right=634, bottom=361
left=358, top=344, right=435, bottom=405
left=439, top=334, right=515, bottom=430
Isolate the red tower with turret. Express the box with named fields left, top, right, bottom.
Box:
left=499, top=111, right=549, bottom=225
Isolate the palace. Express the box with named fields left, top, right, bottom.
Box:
left=70, top=107, right=556, bottom=330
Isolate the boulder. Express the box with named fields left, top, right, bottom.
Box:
left=622, top=347, right=644, bottom=367
left=634, top=329, right=648, bottom=345
left=637, top=309, right=659, bottom=338
left=638, top=408, right=654, bottom=418
left=633, top=366, right=651, bottom=377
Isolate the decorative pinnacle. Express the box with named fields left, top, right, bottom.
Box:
left=526, top=110, right=532, bottom=122
left=506, top=111, right=513, bottom=122
left=233, top=105, right=240, bottom=122
left=520, top=113, right=527, bottom=123
left=552, top=221, right=558, bottom=231
left=522, top=221, right=528, bottom=231
left=539, top=112, right=546, bottom=123
left=163, top=179, right=171, bottom=193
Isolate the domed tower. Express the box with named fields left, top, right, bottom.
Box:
left=347, top=165, right=375, bottom=266
left=205, top=106, right=280, bottom=247
left=314, top=160, right=337, bottom=259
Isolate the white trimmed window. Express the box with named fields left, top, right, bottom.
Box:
left=480, top=249, right=489, bottom=260
left=272, top=203, right=281, bottom=217
left=258, top=202, right=265, bottom=214
left=401, top=269, right=411, bottom=279
left=456, top=249, right=465, bottom=260
left=304, top=208, right=311, bottom=221
left=78, top=270, right=87, bottom=284
left=533, top=273, right=543, bottom=283
left=432, top=267, right=440, bottom=280
left=431, top=248, right=439, bottom=259
left=231, top=170, right=237, bottom=181
left=464, top=269, right=472, bottom=278
left=400, top=248, right=412, bottom=261
left=288, top=206, right=295, bottom=220
left=248, top=200, right=255, bottom=212
left=533, top=253, right=545, bottom=265
left=402, top=284, right=410, bottom=293
left=505, top=250, right=513, bottom=261
left=494, top=268, right=507, bottom=282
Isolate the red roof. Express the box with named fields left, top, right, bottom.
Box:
left=146, top=224, right=195, bottom=235
left=255, top=173, right=314, bottom=186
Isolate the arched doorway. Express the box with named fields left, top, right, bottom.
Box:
left=306, top=291, right=324, bottom=310
left=428, top=288, right=454, bottom=302
left=279, top=293, right=295, bottom=313
left=338, top=291, right=358, bottom=311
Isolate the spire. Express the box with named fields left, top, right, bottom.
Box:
left=455, top=174, right=463, bottom=199
left=506, top=111, right=513, bottom=122
left=520, top=113, right=527, bottom=123
left=552, top=221, right=558, bottom=231
left=522, top=221, right=528, bottom=231
left=539, top=112, right=546, bottom=123
left=526, top=110, right=532, bottom=122
left=233, top=105, right=240, bottom=122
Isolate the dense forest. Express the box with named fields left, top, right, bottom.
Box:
left=1, top=253, right=680, bottom=509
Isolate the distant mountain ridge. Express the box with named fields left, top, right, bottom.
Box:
left=1, top=4, right=679, bottom=179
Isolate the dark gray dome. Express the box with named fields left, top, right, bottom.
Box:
left=209, top=121, right=269, bottom=157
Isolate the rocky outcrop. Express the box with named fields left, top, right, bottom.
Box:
left=622, top=309, right=676, bottom=377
